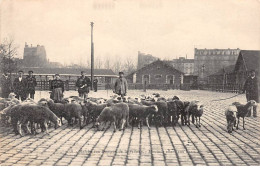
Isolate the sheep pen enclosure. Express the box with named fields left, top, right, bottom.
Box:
left=0, top=90, right=259, bottom=166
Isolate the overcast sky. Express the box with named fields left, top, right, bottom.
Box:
left=1, top=0, right=260, bottom=65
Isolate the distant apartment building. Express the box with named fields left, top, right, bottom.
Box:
left=194, top=48, right=240, bottom=83
left=137, top=51, right=158, bottom=69
left=167, top=57, right=194, bottom=75
left=23, top=43, right=47, bottom=67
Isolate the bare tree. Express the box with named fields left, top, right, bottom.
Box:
left=113, top=57, right=122, bottom=74
left=123, top=57, right=136, bottom=75
left=0, top=37, right=19, bottom=74
left=104, top=58, right=110, bottom=69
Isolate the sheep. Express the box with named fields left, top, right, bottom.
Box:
left=184, top=101, right=204, bottom=127
left=63, top=103, right=84, bottom=129
left=232, top=100, right=256, bottom=130
left=225, top=105, right=237, bottom=133
left=96, top=103, right=129, bottom=132
left=17, top=104, right=61, bottom=136
left=128, top=103, right=158, bottom=129
left=167, top=101, right=180, bottom=126
left=82, top=101, right=107, bottom=127
left=141, top=100, right=167, bottom=126
left=42, top=99, right=66, bottom=125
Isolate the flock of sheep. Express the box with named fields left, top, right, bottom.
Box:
left=0, top=92, right=256, bottom=137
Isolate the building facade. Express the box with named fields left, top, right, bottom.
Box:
left=137, top=51, right=158, bottom=69
left=127, top=60, right=184, bottom=86
left=194, top=48, right=240, bottom=84
left=167, top=57, right=194, bottom=75
left=23, top=43, right=47, bottom=67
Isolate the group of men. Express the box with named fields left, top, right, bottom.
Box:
left=0, top=70, right=128, bottom=103
left=1, top=70, right=37, bottom=101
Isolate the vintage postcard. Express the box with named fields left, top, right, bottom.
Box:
left=0, top=0, right=259, bottom=166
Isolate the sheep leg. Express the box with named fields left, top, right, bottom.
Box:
left=17, top=121, right=23, bottom=137
left=243, top=117, right=246, bottom=130
left=199, top=117, right=201, bottom=127
left=44, top=122, right=49, bottom=135
left=79, top=117, right=83, bottom=129
left=120, top=119, right=126, bottom=131
left=113, top=122, right=116, bottom=132
left=195, top=117, right=198, bottom=128
left=236, top=117, right=240, bottom=130
left=138, top=120, right=141, bottom=129
left=146, top=117, right=150, bottom=129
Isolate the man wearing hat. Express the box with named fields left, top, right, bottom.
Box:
left=26, top=70, right=37, bottom=99
left=242, top=69, right=259, bottom=117
left=0, top=72, right=12, bottom=98
left=13, top=70, right=27, bottom=101
left=76, top=71, right=91, bottom=100
left=114, top=71, right=128, bottom=97
left=50, top=74, right=64, bottom=103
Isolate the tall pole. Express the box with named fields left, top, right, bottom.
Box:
left=90, top=22, right=94, bottom=90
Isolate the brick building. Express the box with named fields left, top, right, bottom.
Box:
left=137, top=51, right=158, bottom=69
left=23, top=43, right=47, bottom=67
left=126, top=59, right=184, bottom=86
left=167, top=57, right=194, bottom=75
left=194, top=48, right=240, bottom=84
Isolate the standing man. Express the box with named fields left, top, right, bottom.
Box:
left=242, top=70, right=259, bottom=117
left=76, top=71, right=91, bottom=100
left=114, top=72, right=128, bottom=97
left=13, top=70, right=27, bottom=101
left=93, top=78, right=98, bottom=92
left=50, top=74, right=64, bottom=103
left=0, top=72, right=12, bottom=98
left=26, top=70, right=37, bottom=99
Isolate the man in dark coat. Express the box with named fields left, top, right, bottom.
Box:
left=0, top=73, right=12, bottom=98
left=242, top=70, right=259, bottom=117
left=26, top=70, right=37, bottom=99
left=50, top=74, right=64, bottom=103
left=93, top=78, right=98, bottom=92
left=13, top=70, right=27, bottom=101
left=76, top=71, right=91, bottom=100
left=114, top=72, right=128, bottom=97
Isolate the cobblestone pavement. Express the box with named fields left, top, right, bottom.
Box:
left=0, top=90, right=259, bottom=166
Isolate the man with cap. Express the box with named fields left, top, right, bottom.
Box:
left=50, top=74, right=64, bottom=103
left=26, top=70, right=37, bottom=99
left=13, top=70, right=27, bottom=101
left=76, top=71, right=91, bottom=100
left=93, top=78, right=98, bottom=92
left=114, top=71, right=128, bottom=97
left=242, top=69, right=259, bottom=117
left=0, top=72, right=12, bottom=98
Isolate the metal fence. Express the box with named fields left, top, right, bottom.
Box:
left=198, top=83, right=243, bottom=93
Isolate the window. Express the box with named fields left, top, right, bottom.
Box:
left=155, top=74, right=162, bottom=79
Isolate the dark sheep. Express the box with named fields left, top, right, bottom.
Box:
left=82, top=101, right=107, bottom=127
left=17, top=104, right=61, bottom=136
left=167, top=100, right=184, bottom=126
left=64, top=103, right=84, bottom=129
left=184, top=101, right=204, bottom=127
left=128, top=103, right=158, bottom=129
left=42, top=99, right=66, bottom=125
left=96, top=103, right=129, bottom=132
left=232, top=100, right=256, bottom=130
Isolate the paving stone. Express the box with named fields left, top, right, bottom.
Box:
left=0, top=90, right=259, bottom=166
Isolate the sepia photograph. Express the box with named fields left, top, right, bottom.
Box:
left=0, top=0, right=259, bottom=166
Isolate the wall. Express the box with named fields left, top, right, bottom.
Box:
left=194, top=48, right=240, bottom=84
